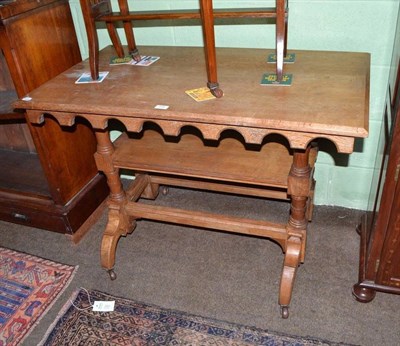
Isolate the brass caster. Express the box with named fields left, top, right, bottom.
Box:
left=161, top=186, right=169, bottom=195
left=281, top=306, right=289, bottom=319
left=211, top=87, right=224, bottom=98
left=108, top=269, right=117, bottom=281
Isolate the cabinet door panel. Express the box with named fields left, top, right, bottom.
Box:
left=377, top=7, right=400, bottom=289
left=0, top=44, right=35, bottom=151
left=377, top=176, right=400, bottom=288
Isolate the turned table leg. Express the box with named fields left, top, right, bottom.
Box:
left=279, top=146, right=311, bottom=318
left=94, top=130, right=134, bottom=280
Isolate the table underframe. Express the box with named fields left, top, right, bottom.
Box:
left=92, top=123, right=317, bottom=319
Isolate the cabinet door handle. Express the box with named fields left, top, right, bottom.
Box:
left=11, top=212, right=29, bottom=222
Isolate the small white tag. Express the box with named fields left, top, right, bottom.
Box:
left=22, top=97, right=32, bottom=101
left=154, top=104, right=169, bottom=110
left=92, top=300, right=115, bottom=312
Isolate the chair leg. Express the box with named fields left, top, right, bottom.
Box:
left=199, top=0, right=223, bottom=98
left=284, top=3, right=288, bottom=58
left=106, top=22, right=125, bottom=58
left=79, top=0, right=100, bottom=80
left=276, top=0, right=286, bottom=82
left=118, top=0, right=141, bottom=61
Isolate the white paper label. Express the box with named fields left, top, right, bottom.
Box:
left=154, top=104, right=169, bottom=110
left=92, top=300, right=115, bottom=312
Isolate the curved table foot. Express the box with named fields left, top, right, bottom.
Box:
left=101, top=208, right=136, bottom=278
left=352, top=284, right=376, bottom=303
left=279, top=235, right=302, bottom=317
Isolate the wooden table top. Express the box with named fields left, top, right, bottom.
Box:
left=15, top=46, right=369, bottom=145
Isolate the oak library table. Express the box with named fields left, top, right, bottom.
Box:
left=15, top=46, right=369, bottom=318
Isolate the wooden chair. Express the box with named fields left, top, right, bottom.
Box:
left=79, top=0, right=288, bottom=97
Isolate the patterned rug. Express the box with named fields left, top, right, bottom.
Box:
left=0, top=246, right=77, bottom=346
left=40, top=288, right=353, bottom=346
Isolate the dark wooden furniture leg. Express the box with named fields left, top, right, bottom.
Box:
left=279, top=146, right=311, bottom=318
left=199, top=0, right=223, bottom=98
left=351, top=218, right=377, bottom=302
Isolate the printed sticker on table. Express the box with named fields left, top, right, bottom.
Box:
left=130, top=56, right=160, bottom=67
left=260, top=73, right=293, bottom=86
left=109, top=56, right=133, bottom=65
left=75, top=71, right=109, bottom=84
left=267, top=53, right=296, bottom=63
left=185, top=87, right=216, bottom=102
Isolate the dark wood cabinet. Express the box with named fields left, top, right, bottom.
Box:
left=353, top=8, right=400, bottom=301
left=0, top=0, right=108, bottom=241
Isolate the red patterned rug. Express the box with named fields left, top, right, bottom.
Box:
left=0, top=246, right=77, bottom=346
left=40, top=288, right=354, bottom=346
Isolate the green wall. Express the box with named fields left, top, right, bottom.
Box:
left=69, top=0, right=399, bottom=210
